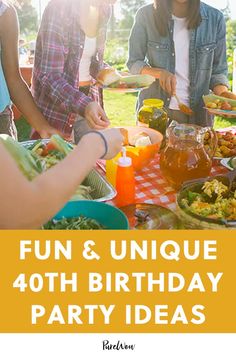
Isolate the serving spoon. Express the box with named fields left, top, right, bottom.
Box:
left=174, top=94, right=193, bottom=116
left=182, top=168, right=236, bottom=202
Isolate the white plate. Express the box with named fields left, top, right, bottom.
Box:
left=103, top=74, right=155, bottom=93
left=103, top=87, right=143, bottom=93
left=220, top=158, right=234, bottom=171
left=213, top=156, right=224, bottom=160
left=204, top=107, right=236, bottom=117
left=203, top=93, right=236, bottom=105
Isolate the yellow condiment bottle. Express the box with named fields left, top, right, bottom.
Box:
left=106, top=153, right=121, bottom=187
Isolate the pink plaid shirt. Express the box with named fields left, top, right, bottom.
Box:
left=32, top=0, right=111, bottom=137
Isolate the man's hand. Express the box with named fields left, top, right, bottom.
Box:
left=84, top=101, right=110, bottom=130
left=141, top=67, right=176, bottom=96
left=159, top=70, right=176, bottom=96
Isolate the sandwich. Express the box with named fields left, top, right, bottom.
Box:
left=129, top=132, right=152, bottom=147
left=96, top=68, right=121, bottom=86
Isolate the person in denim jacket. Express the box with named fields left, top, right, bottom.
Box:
left=127, top=0, right=235, bottom=127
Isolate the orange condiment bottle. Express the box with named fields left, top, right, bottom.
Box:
left=116, top=148, right=135, bottom=207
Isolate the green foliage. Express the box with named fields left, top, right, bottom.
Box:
left=119, top=0, right=146, bottom=29
left=15, top=0, right=38, bottom=35
left=15, top=116, right=31, bottom=142
left=214, top=116, right=236, bottom=129
left=226, top=20, right=235, bottom=89
left=104, top=39, right=128, bottom=71
left=15, top=93, right=236, bottom=142
left=103, top=91, right=137, bottom=126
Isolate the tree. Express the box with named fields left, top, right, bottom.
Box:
left=221, top=0, right=231, bottom=21
left=119, top=0, right=146, bottom=29
left=15, top=0, right=38, bottom=35
left=226, top=19, right=236, bottom=88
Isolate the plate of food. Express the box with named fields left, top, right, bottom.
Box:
left=97, top=68, right=155, bottom=92
left=120, top=203, right=182, bottom=230
left=0, top=134, right=116, bottom=202
left=203, top=93, right=236, bottom=117
left=43, top=200, right=129, bottom=230
left=177, top=176, right=236, bottom=229
left=204, top=129, right=236, bottom=159
left=221, top=156, right=236, bottom=171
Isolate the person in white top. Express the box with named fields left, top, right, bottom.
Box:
left=32, top=0, right=118, bottom=143
left=128, top=0, right=236, bottom=127
left=169, top=15, right=191, bottom=110
left=79, top=36, right=97, bottom=84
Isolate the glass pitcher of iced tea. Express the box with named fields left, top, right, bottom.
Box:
left=160, top=122, right=217, bottom=190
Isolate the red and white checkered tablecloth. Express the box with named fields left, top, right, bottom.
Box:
left=98, top=155, right=228, bottom=211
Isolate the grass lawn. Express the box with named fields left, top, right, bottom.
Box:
left=15, top=115, right=32, bottom=142
left=103, top=91, right=137, bottom=126
left=15, top=91, right=236, bottom=141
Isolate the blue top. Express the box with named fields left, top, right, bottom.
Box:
left=0, top=59, right=11, bottom=113
left=0, top=1, right=11, bottom=113
left=127, top=2, right=229, bottom=126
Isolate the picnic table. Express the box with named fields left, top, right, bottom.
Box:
left=98, top=154, right=228, bottom=210
left=98, top=127, right=236, bottom=210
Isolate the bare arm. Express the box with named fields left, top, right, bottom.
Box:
left=0, top=5, right=58, bottom=138
left=0, top=129, right=123, bottom=229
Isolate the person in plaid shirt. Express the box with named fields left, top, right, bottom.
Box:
left=32, top=0, right=117, bottom=142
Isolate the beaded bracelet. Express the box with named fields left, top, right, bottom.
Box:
left=81, top=130, right=108, bottom=159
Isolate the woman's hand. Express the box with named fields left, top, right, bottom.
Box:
left=213, top=85, right=231, bottom=98
left=81, top=128, right=123, bottom=160
left=159, top=70, right=176, bottom=96
left=99, top=128, right=124, bottom=159
left=84, top=101, right=110, bottom=130
left=141, top=67, right=176, bottom=95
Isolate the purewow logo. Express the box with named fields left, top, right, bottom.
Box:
left=102, top=340, right=136, bottom=351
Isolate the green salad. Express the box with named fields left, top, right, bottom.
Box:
left=43, top=216, right=105, bottom=230
left=0, top=134, right=93, bottom=200
left=180, top=179, right=236, bottom=220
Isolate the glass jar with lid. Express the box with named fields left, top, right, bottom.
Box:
left=138, top=99, right=168, bottom=135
